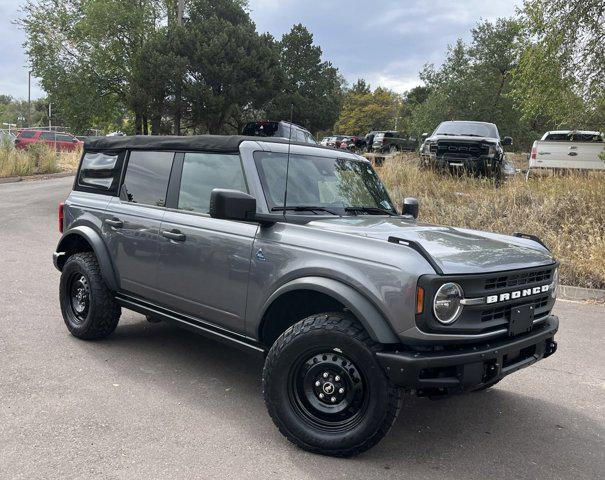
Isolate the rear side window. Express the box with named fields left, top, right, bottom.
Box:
left=121, top=151, right=174, bottom=207
left=19, top=131, right=36, bottom=139
left=77, top=151, right=124, bottom=193
left=40, top=132, right=56, bottom=140
left=178, top=152, right=247, bottom=214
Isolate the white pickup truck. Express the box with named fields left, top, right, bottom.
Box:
left=528, top=130, right=604, bottom=175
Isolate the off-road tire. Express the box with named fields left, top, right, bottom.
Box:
left=262, top=313, right=402, bottom=457
left=59, top=252, right=121, bottom=339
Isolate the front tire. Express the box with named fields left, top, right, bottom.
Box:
left=262, top=313, right=402, bottom=457
left=59, top=252, right=121, bottom=339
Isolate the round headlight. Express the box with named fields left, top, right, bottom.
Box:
left=551, top=268, right=559, bottom=298
left=433, top=282, right=463, bottom=324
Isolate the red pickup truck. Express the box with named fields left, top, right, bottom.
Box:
left=15, top=130, right=83, bottom=152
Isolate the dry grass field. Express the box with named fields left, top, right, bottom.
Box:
left=379, top=153, right=605, bottom=290
left=0, top=143, right=81, bottom=178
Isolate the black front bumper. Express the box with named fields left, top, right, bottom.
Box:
left=376, top=316, right=558, bottom=395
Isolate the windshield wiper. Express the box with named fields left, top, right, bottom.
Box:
left=459, top=133, right=484, bottom=137
left=271, top=206, right=340, bottom=215
left=345, top=206, right=397, bottom=216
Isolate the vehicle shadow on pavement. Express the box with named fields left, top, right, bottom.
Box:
left=85, top=315, right=603, bottom=479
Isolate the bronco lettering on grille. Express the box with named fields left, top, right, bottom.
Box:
left=486, top=284, right=550, bottom=304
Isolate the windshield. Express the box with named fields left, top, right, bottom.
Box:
left=544, top=132, right=603, bottom=143
left=243, top=122, right=279, bottom=137
left=254, top=152, right=396, bottom=215
left=434, top=121, right=498, bottom=138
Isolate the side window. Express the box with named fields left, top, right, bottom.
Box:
left=19, top=131, right=36, bottom=139
left=77, top=151, right=124, bottom=194
left=178, top=152, right=247, bottom=214
left=121, top=151, right=174, bottom=207
left=57, top=134, right=75, bottom=142
left=294, top=129, right=306, bottom=143
left=40, top=132, right=56, bottom=140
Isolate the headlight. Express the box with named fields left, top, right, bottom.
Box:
left=487, top=145, right=497, bottom=158
left=422, top=142, right=433, bottom=155
left=433, top=282, right=463, bottom=324
left=551, top=268, right=559, bottom=298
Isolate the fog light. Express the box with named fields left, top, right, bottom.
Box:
left=433, top=283, right=463, bottom=324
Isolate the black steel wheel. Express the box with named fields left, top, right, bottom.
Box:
left=263, top=313, right=402, bottom=457
left=59, top=252, right=121, bottom=339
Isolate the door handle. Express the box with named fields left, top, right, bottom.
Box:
left=161, top=229, right=186, bottom=242
left=105, top=218, right=123, bottom=228
left=568, top=152, right=578, bottom=156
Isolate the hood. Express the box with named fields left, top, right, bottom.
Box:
left=428, top=134, right=499, bottom=144
left=307, top=217, right=554, bottom=275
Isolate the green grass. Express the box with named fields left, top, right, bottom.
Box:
left=379, top=154, right=605, bottom=289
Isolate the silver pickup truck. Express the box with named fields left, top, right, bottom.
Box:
left=528, top=130, right=605, bottom=174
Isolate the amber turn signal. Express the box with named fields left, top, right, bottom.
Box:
left=416, top=286, right=424, bottom=314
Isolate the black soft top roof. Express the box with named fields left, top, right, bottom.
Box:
left=84, top=134, right=318, bottom=153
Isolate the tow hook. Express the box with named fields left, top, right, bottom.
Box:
left=544, top=340, right=558, bottom=358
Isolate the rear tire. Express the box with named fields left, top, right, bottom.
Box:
left=262, top=313, right=402, bottom=457
left=59, top=252, right=121, bottom=339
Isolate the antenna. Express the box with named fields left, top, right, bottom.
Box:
left=282, top=104, right=294, bottom=217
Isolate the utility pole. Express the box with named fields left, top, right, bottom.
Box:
left=177, top=0, right=184, bottom=25
left=174, top=0, right=185, bottom=135
left=28, top=71, right=31, bottom=127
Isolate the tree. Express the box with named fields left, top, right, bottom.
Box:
left=19, top=0, right=160, bottom=134
left=334, top=83, right=401, bottom=135
left=266, top=24, right=344, bottom=134
left=183, top=0, right=281, bottom=134
left=511, top=0, right=605, bottom=132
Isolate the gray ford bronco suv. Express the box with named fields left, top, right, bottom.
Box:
left=54, top=135, right=559, bottom=457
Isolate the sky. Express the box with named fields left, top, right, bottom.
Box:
left=0, top=0, right=523, bottom=100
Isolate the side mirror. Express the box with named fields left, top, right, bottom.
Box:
left=502, top=136, right=513, bottom=146
left=210, top=189, right=257, bottom=222
left=402, top=197, right=419, bottom=219
left=421, top=133, right=429, bottom=140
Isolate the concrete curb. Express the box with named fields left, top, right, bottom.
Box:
left=559, top=285, right=605, bottom=302
left=0, top=171, right=75, bottom=185
left=21, top=171, right=75, bottom=182
left=0, top=176, right=21, bottom=184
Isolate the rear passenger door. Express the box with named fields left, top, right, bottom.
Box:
left=155, top=151, right=257, bottom=334
left=105, top=150, right=175, bottom=299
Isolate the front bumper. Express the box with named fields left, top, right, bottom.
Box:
left=376, top=315, right=558, bottom=395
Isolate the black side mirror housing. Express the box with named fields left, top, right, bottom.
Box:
left=502, top=136, right=513, bottom=146
left=403, top=197, right=419, bottom=219
left=210, top=189, right=257, bottom=222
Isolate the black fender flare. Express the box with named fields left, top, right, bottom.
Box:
left=54, top=226, right=119, bottom=291
left=258, top=276, right=399, bottom=344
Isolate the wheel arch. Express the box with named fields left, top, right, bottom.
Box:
left=54, top=226, right=118, bottom=291
left=257, top=276, right=399, bottom=347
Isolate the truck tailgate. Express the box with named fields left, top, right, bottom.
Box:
left=531, top=141, right=605, bottom=170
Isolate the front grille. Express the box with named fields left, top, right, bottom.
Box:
left=417, top=264, right=557, bottom=338
left=481, top=295, right=550, bottom=323
left=434, top=141, right=488, bottom=158
left=485, top=268, right=553, bottom=290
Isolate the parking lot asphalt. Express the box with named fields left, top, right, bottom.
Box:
left=1, top=176, right=604, bottom=480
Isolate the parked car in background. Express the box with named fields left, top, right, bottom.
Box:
left=420, top=121, right=513, bottom=180
left=243, top=120, right=317, bottom=145
left=15, top=130, right=83, bottom=152
left=320, top=136, right=335, bottom=147
left=372, top=131, right=417, bottom=153
left=1, top=129, right=16, bottom=146
left=339, top=135, right=367, bottom=152
left=528, top=130, right=605, bottom=175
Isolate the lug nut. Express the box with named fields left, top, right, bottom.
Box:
left=334, top=375, right=340, bottom=381
left=319, top=393, right=324, bottom=399
left=315, top=380, right=321, bottom=387
left=338, top=387, right=344, bottom=394
left=323, top=372, right=329, bottom=378
left=331, top=396, right=336, bottom=403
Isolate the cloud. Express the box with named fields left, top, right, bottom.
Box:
left=1, top=0, right=523, bottom=99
